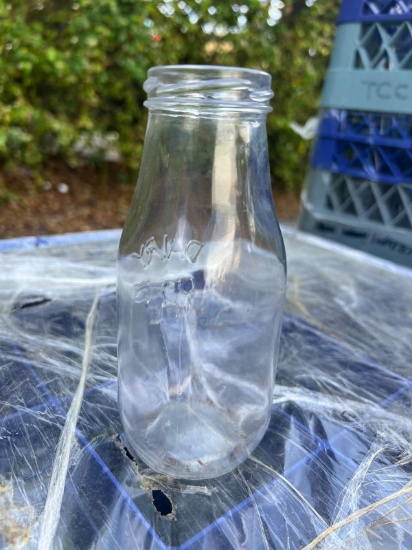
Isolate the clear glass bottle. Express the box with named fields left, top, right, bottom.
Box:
left=117, top=65, right=286, bottom=480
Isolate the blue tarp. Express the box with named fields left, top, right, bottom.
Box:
left=0, top=227, right=411, bottom=549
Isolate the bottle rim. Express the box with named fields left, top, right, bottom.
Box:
left=144, top=65, right=274, bottom=114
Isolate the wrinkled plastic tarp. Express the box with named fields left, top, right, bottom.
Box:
left=0, top=227, right=411, bottom=549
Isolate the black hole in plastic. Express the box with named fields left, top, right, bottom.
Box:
left=152, top=490, right=173, bottom=516
left=123, top=445, right=137, bottom=464
left=15, top=297, right=52, bottom=310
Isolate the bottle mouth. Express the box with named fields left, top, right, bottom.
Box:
left=144, top=65, right=274, bottom=114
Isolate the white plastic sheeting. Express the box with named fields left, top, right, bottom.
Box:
left=0, top=227, right=411, bottom=549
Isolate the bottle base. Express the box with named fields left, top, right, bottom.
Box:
left=124, top=400, right=270, bottom=480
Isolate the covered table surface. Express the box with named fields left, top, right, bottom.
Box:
left=0, top=227, right=411, bottom=549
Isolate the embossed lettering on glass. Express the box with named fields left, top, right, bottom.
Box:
left=117, top=65, right=287, bottom=479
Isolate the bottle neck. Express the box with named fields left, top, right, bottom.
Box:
left=143, top=110, right=269, bottom=213
left=144, top=65, right=273, bottom=116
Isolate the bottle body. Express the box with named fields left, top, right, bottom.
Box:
left=117, top=66, right=286, bottom=479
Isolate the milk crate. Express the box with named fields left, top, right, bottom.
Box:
left=321, top=21, right=412, bottom=113
left=311, top=109, right=412, bottom=184
left=338, top=0, right=412, bottom=24
left=299, top=168, right=412, bottom=267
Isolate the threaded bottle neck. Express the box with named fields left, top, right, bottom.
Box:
left=144, top=65, right=274, bottom=114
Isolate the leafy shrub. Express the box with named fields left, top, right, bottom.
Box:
left=0, top=0, right=338, bottom=189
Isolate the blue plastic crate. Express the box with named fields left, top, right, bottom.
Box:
left=338, top=0, right=412, bottom=24
left=312, top=109, right=412, bottom=184
left=2, top=308, right=412, bottom=548
left=2, top=231, right=412, bottom=548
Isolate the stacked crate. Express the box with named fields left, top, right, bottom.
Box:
left=299, top=0, right=412, bottom=267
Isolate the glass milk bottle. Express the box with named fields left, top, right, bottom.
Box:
left=117, top=65, right=286, bottom=479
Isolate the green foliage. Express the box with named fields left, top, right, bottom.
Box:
left=0, top=0, right=338, bottom=189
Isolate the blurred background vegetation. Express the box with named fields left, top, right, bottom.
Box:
left=0, top=0, right=339, bottom=229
